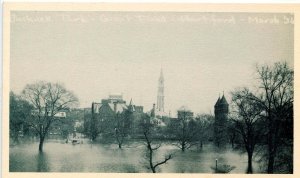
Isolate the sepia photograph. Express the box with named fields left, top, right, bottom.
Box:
left=2, top=3, right=298, bottom=177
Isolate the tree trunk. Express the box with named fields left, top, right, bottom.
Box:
left=149, top=146, right=155, bottom=173
left=151, top=166, right=156, bottom=173
left=39, top=135, right=45, bottom=152
left=267, top=121, right=275, bottom=174
left=91, top=132, right=97, bottom=142
left=247, top=151, right=253, bottom=174
left=118, top=143, right=122, bottom=149
left=13, top=133, right=19, bottom=144
left=181, top=142, right=185, bottom=152
left=200, top=140, right=203, bottom=149
left=267, top=150, right=275, bottom=173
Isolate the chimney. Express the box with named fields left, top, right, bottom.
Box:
left=91, top=102, right=94, bottom=114
left=113, top=102, right=117, bottom=113
left=151, top=103, right=156, bottom=117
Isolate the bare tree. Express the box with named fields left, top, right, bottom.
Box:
left=144, top=131, right=172, bottom=173
left=114, top=111, right=132, bottom=149
left=21, top=81, right=78, bottom=152
left=227, top=119, right=238, bottom=149
left=231, top=88, right=265, bottom=173
left=248, top=62, right=293, bottom=173
left=168, top=109, right=197, bottom=152
left=141, top=114, right=172, bottom=173
left=194, top=114, right=214, bottom=150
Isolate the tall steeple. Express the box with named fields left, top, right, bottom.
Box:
left=157, top=68, right=164, bottom=112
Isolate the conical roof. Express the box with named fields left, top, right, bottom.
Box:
left=214, top=97, right=221, bottom=107
left=219, top=95, right=228, bottom=105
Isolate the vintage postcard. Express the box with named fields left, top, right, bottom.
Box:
left=2, top=3, right=299, bottom=178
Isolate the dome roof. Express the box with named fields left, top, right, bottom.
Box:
left=178, top=105, right=191, bottom=112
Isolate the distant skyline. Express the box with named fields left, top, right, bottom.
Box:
left=10, top=12, right=294, bottom=116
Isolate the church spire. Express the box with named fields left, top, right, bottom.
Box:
left=159, top=68, right=164, bottom=81
left=157, top=68, right=164, bottom=112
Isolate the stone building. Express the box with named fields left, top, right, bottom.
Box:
left=91, top=94, right=144, bottom=137
left=92, top=94, right=142, bottom=115
left=177, top=105, right=194, bottom=119
left=214, top=94, right=229, bottom=147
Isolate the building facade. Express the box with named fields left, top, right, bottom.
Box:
left=177, top=105, right=194, bottom=119
left=91, top=94, right=144, bottom=137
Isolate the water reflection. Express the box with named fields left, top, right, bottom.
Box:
left=36, top=152, right=49, bottom=172
left=9, top=140, right=259, bottom=173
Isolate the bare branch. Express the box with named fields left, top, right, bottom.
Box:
left=153, top=154, right=172, bottom=169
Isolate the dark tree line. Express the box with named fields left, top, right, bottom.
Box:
left=10, top=91, right=34, bottom=143
left=166, top=112, right=214, bottom=152
left=85, top=104, right=215, bottom=152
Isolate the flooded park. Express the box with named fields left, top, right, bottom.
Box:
left=7, top=9, right=294, bottom=175
left=9, top=138, right=261, bottom=173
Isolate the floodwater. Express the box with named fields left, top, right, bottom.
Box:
left=9, top=139, right=260, bottom=173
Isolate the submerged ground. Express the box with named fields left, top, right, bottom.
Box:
left=9, top=139, right=261, bottom=173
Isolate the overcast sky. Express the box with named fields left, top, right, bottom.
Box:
left=10, top=12, right=294, bottom=116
